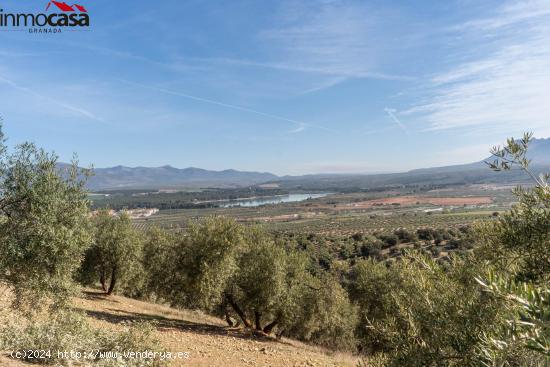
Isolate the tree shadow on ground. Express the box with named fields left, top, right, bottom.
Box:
left=79, top=291, right=280, bottom=344
left=82, top=290, right=119, bottom=302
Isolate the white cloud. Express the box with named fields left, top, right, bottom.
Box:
left=407, top=0, right=550, bottom=135
left=458, top=0, right=550, bottom=30
left=255, top=1, right=410, bottom=92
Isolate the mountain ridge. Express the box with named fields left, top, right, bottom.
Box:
left=61, top=138, right=550, bottom=190
left=56, top=164, right=278, bottom=190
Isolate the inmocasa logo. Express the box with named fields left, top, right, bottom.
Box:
left=0, top=1, right=90, bottom=34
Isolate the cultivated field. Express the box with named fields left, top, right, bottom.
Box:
left=129, top=185, right=515, bottom=235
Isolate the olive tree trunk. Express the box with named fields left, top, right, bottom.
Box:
left=106, top=266, right=117, bottom=295
left=100, top=270, right=107, bottom=292
left=226, top=294, right=251, bottom=328
left=254, top=311, right=262, bottom=331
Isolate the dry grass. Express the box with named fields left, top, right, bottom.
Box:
left=2, top=287, right=358, bottom=366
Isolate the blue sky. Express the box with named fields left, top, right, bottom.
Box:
left=0, top=0, right=549, bottom=175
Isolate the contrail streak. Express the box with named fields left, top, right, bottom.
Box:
left=0, top=75, right=100, bottom=121
left=118, top=79, right=338, bottom=133
left=384, top=107, right=409, bottom=134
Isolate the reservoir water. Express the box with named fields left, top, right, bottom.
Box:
left=220, top=193, right=329, bottom=208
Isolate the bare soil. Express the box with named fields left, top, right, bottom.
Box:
left=1, top=289, right=357, bottom=367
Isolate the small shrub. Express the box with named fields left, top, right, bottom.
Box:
left=0, top=310, right=167, bottom=366
left=378, top=234, right=399, bottom=247
left=360, top=241, right=382, bottom=258
left=352, top=232, right=364, bottom=241
left=394, top=229, right=417, bottom=242
left=416, top=228, right=435, bottom=241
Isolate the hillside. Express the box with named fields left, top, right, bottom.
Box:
left=63, top=138, right=550, bottom=191
left=272, top=138, right=550, bottom=190
left=0, top=289, right=356, bottom=367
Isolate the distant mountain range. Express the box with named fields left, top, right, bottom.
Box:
left=72, top=165, right=277, bottom=190
left=64, top=138, right=550, bottom=191
left=271, top=138, right=550, bottom=190
left=411, top=137, right=550, bottom=174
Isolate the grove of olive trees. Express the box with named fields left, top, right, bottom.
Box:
left=0, top=126, right=548, bottom=366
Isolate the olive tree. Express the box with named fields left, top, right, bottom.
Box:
left=348, top=259, right=399, bottom=353
left=229, top=238, right=288, bottom=330
left=479, top=133, right=550, bottom=282
left=0, top=130, right=91, bottom=310
left=287, top=272, right=358, bottom=351
left=164, top=216, right=245, bottom=310
left=80, top=210, right=143, bottom=295
left=226, top=234, right=312, bottom=333
left=474, top=133, right=550, bottom=361
left=140, top=226, right=179, bottom=301
left=354, top=253, right=516, bottom=366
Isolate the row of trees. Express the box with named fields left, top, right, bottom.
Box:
left=77, top=214, right=358, bottom=350
left=0, top=126, right=548, bottom=365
